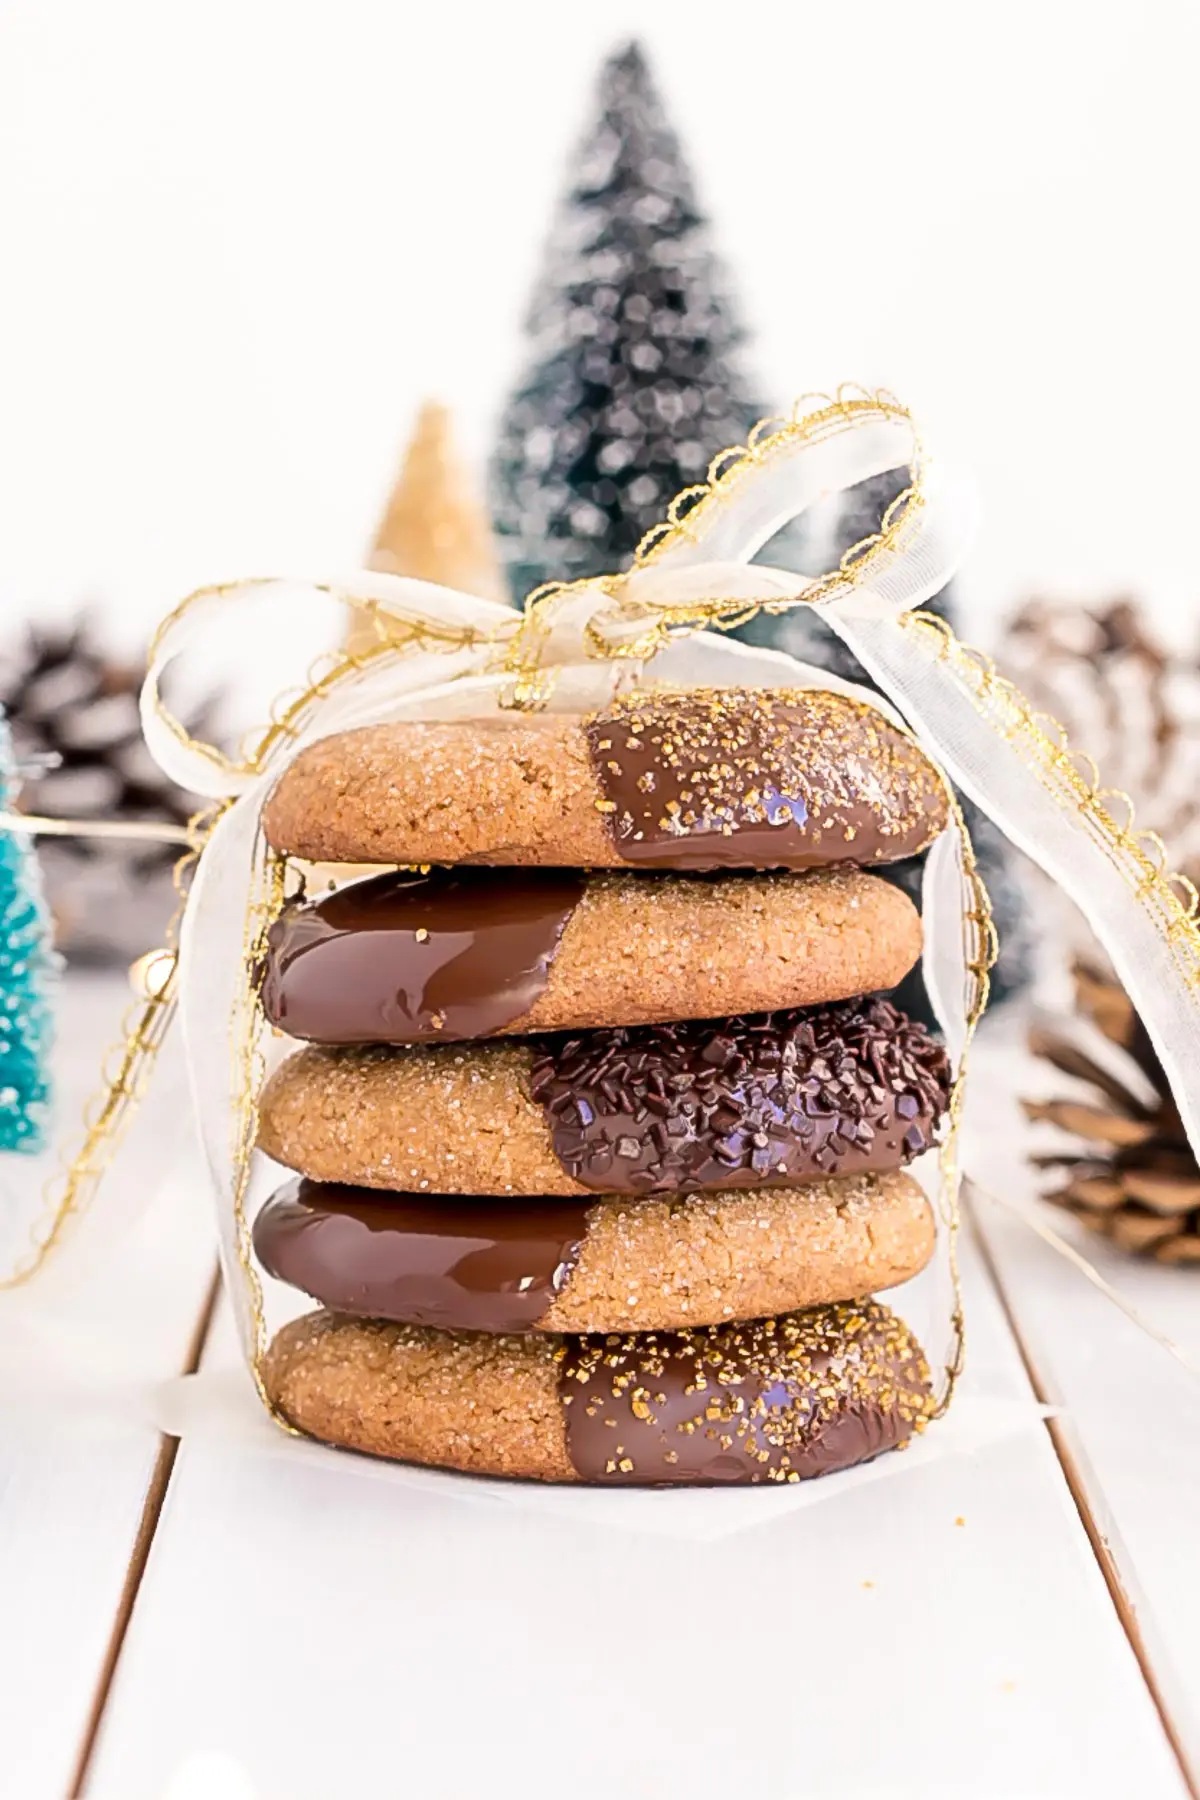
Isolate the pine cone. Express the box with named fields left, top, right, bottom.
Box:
left=1001, top=597, right=1200, bottom=903
left=1024, top=956, right=1200, bottom=1264
left=0, top=618, right=211, bottom=962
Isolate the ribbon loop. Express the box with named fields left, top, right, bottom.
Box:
left=140, top=575, right=518, bottom=799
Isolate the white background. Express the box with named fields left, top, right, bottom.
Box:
left=2, top=0, right=1199, bottom=668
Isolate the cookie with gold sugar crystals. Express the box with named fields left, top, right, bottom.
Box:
left=252, top=1168, right=934, bottom=1335
left=261, top=687, right=948, bottom=873
left=263, top=1300, right=936, bottom=1485
left=258, top=865, right=921, bottom=1045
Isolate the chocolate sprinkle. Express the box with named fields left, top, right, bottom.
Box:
left=584, top=687, right=947, bottom=870
left=529, top=997, right=952, bottom=1195
left=559, top=1299, right=935, bottom=1485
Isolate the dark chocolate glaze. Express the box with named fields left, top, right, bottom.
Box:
left=254, top=1177, right=590, bottom=1332
left=558, top=1300, right=934, bottom=1486
left=584, top=688, right=945, bottom=870
left=529, top=998, right=952, bottom=1195
left=259, top=866, right=585, bottom=1044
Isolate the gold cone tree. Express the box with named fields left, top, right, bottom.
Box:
left=347, top=401, right=509, bottom=655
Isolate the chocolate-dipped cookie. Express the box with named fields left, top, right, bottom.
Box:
left=257, top=999, right=952, bottom=1197
left=262, top=688, right=947, bottom=873
left=253, top=1168, right=934, bottom=1334
left=263, top=1300, right=936, bottom=1485
left=259, top=865, right=920, bottom=1045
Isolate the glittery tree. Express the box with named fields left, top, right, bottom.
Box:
left=349, top=401, right=509, bottom=655
left=0, top=716, right=56, bottom=1153
left=489, top=41, right=769, bottom=599
left=489, top=38, right=1027, bottom=1011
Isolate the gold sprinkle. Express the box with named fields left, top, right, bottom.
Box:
left=586, top=688, right=944, bottom=854
left=557, top=1300, right=934, bottom=1485
left=414, top=927, right=429, bottom=942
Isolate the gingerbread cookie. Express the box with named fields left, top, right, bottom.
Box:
left=259, top=865, right=920, bottom=1045
left=253, top=1168, right=934, bottom=1334
left=258, top=999, right=952, bottom=1197
left=262, top=688, right=947, bottom=873
left=263, top=1300, right=936, bottom=1485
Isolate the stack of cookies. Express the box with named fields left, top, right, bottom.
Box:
left=253, top=687, right=953, bottom=1486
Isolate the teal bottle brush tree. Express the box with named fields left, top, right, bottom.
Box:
left=0, top=713, right=56, bottom=1154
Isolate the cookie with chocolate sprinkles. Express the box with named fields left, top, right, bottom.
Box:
left=258, top=999, right=951, bottom=1197
left=261, top=687, right=948, bottom=873
left=263, top=1300, right=936, bottom=1485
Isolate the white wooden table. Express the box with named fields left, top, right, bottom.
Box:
left=1, top=976, right=1197, bottom=1799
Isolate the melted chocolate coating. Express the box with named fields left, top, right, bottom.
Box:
left=529, top=998, right=952, bottom=1195
left=584, top=688, right=945, bottom=870
left=559, top=1300, right=934, bottom=1485
left=259, top=866, right=585, bottom=1044
left=254, top=1177, right=589, bottom=1332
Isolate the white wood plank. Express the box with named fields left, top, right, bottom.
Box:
left=0, top=973, right=216, bottom=1800
left=966, top=1022, right=1200, bottom=1784
left=87, top=1229, right=1188, bottom=1800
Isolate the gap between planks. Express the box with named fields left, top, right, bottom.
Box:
left=968, top=1189, right=1199, bottom=1800
left=67, top=1263, right=223, bottom=1799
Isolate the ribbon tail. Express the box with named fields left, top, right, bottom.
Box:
left=826, top=607, right=1200, bottom=1156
